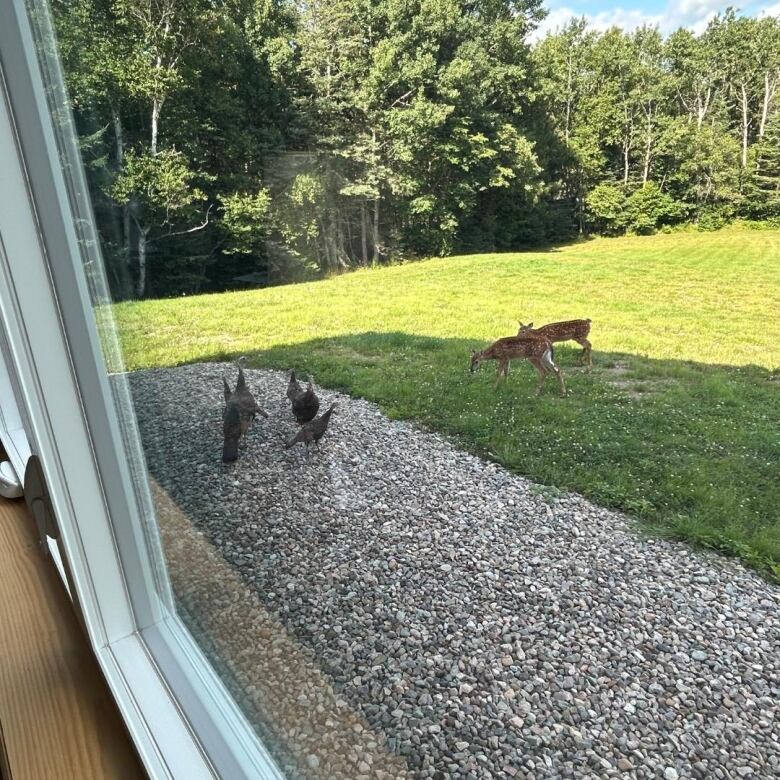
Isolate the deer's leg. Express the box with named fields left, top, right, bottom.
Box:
left=541, top=349, right=566, bottom=396
left=576, top=337, right=592, bottom=370
left=494, top=359, right=509, bottom=390
left=528, top=357, right=546, bottom=395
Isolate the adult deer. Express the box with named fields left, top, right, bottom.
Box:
left=469, top=336, right=566, bottom=395
left=518, top=319, right=592, bottom=369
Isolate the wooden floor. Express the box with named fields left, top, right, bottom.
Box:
left=0, top=497, right=145, bottom=780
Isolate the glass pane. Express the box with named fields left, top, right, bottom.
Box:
left=26, top=1, right=780, bottom=779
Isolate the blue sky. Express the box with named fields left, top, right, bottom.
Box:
left=533, top=0, right=780, bottom=40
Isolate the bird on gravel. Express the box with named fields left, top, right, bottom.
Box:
left=287, top=369, right=303, bottom=402
left=287, top=370, right=320, bottom=424
left=284, top=403, right=336, bottom=453
left=222, top=361, right=268, bottom=462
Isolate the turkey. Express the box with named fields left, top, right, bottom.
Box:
left=287, top=370, right=303, bottom=402
left=287, top=370, right=320, bottom=424
left=284, top=403, right=336, bottom=452
left=222, top=363, right=268, bottom=462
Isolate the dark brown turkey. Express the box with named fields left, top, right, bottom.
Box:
left=222, top=363, right=268, bottom=462
left=286, top=370, right=320, bottom=424
left=284, top=403, right=336, bottom=452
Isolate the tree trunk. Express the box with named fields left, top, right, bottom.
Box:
left=317, top=217, right=331, bottom=272
left=326, top=228, right=339, bottom=271
left=564, top=52, right=572, bottom=144
left=759, top=71, right=776, bottom=139
left=150, top=18, right=170, bottom=156
left=136, top=225, right=150, bottom=298
left=113, top=112, right=133, bottom=277
left=623, top=143, right=630, bottom=185
left=642, top=108, right=652, bottom=186
left=344, top=208, right=354, bottom=265
left=741, top=83, right=750, bottom=169
left=334, top=212, right=348, bottom=268
left=360, top=200, right=368, bottom=266
left=151, top=98, right=161, bottom=156
left=370, top=127, right=381, bottom=265
left=123, top=204, right=132, bottom=271
left=113, top=112, right=124, bottom=168
left=372, top=196, right=380, bottom=265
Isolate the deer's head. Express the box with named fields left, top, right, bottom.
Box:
left=469, top=350, right=483, bottom=373
left=517, top=321, right=534, bottom=336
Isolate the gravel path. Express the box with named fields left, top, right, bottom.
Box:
left=129, top=363, right=779, bottom=780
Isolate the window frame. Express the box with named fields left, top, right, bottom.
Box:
left=0, top=2, right=284, bottom=777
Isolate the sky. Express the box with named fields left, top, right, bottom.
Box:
left=532, top=0, right=780, bottom=40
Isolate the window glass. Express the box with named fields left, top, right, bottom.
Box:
left=26, top=1, right=780, bottom=779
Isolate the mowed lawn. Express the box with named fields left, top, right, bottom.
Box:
left=115, top=227, right=780, bottom=579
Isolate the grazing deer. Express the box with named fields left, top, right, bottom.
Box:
left=517, top=319, right=592, bottom=369
left=469, top=336, right=566, bottom=395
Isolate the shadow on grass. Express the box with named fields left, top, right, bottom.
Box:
left=194, top=331, right=779, bottom=580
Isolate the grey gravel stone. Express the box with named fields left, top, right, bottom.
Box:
left=129, top=365, right=780, bottom=780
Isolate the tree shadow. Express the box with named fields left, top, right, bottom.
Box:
left=137, top=331, right=780, bottom=579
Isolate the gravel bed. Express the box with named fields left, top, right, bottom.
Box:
left=129, top=363, right=779, bottom=780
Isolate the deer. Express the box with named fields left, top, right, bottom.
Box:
left=517, top=319, right=592, bottom=369
left=469, top=336, right=566, bottom=395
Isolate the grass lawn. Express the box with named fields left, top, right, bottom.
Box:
left=114, top=227, right=780, bottom=580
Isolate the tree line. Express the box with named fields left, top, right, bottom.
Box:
left=52, top=1, right=780, bottom=299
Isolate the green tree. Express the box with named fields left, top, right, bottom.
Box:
left=586, top=181, right=626, bottom=234
left=707, top=12, right=780, bottom=172
left=665, top=27, right=717, bottom=129
left=50, top=0, right=780, bottom=295
left=532, top=18, right=602, bottom=232
left=752, top=110, right=780, bottom=217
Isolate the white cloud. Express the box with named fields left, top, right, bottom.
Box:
left=758, top=2, right=780, bottom=17
left=675, top=0, right=729, bottom=25
left=529, top=6, right=662, bottom=42
left=531, top=0, right=779, bottom=41
left=586, top=8, right=664, bottom=32
left=530, top=7, right=583, bottom=41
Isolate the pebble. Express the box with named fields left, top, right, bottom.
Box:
left=129, top=365, right=780, bottom=780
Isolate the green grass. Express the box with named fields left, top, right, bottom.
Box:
left=114, top=227, right=780, bottom=580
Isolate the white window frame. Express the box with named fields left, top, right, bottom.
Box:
left=0, top=2, right=284, bottom=777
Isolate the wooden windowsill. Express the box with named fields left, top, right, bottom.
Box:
left=0, top=497, right=145, bottom=780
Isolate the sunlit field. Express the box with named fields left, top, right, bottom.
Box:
left=115, top=227, right=780, bottom=578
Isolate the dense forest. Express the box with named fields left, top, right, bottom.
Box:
left=52, top=1, right=780, bottom=298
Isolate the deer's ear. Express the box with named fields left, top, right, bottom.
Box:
left=470, top=350, right=476, bottom=357
left=527, top=322, right=533, bottom=328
